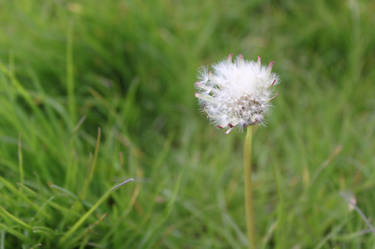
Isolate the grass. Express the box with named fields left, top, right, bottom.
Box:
left=0, top=0, right=375, bottom=248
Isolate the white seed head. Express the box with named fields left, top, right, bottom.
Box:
left=195, top=55, right=279, bottom=134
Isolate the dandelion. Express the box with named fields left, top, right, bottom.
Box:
left=195, top=54, right=279, bottom=134
left=195, top=54, right=280, bottom=249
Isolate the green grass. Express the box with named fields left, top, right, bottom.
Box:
left=1, top=0, right=375, bottom=248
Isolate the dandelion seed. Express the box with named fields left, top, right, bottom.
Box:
left=195, top=54, right=280, bottom=133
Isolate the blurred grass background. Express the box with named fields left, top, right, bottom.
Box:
left=0, top=0, right=375, bottom=248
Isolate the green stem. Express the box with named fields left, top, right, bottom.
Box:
left=244, top=126, right=256, bottom=249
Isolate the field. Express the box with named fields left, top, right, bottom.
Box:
left=1, top=0, right=375, bottom=248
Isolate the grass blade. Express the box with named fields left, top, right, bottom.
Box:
left=59, top=178, right=134, bottom=245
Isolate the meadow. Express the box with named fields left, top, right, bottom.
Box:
left=1, top=0, right=375, bottom=248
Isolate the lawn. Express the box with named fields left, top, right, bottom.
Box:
left=1, top=0, right=375, bottom=248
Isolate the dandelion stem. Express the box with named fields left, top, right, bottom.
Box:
left=244, top=126, right=256, bottom=249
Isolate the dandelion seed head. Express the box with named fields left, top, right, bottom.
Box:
left=195, top=55, right=279, bottom=133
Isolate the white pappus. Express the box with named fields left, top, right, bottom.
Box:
left=195, top=54, right=280, bottom=134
